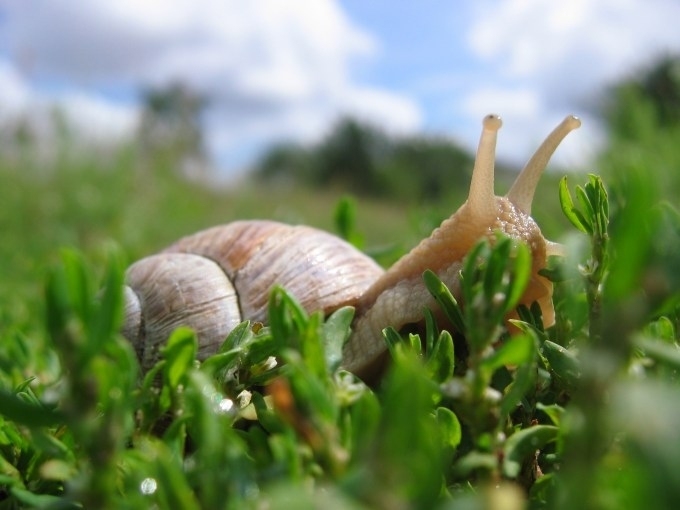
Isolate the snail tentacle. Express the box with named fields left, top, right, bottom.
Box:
left=467, top=114, right=502, bottom=225
left=507, top=115, right=581, bottom=214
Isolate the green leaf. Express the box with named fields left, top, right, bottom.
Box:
left=536, top=403, right=565, bottom=426
left=44, top=264, right=72, bottom=348
left=252, top=391, right=285, bottom=434
left=529, top=472, right=556, bottom=506
left=322, top=306, right=355, bottom=372
left=91, top=249, right=125, bottom=349
left=199, top=349, right=242, bottom=377
left=423, top=269, right=465, bottom=334
left=436, top=407, right=462, bottom=451
left=503, top=425, right=558, bottom=478
left=333, top=195, right=364, bottom=248
left=242, top=330, right=279, bottom=368
left=425, top=330, right=455, bottom=383
left=479, top=334, right=535, bottom=377
left=268, top=286, right=309, bottom=348
left=461, top=240, right=488, bottom=299
left=383, top=326, right=403, bottom=356
left=9, top=487, right=69, bottom=509
left=585, top=174, right=608, bottom=231
left=605, top=167, right=652, bottom=300
left=162, top=327, right=198, bottom=389
left=347, top=390, right=381, bottom=455
left=268, top=431, right=305, bottom=482
left=297, top=311, right=327, bottom=379
left=500, top=359, right=536, bottom=418
left=454, top=451, right=498, bottom=476
left=408, top=333, right=423, bottom=355
left=0, top=465, right=22, bottom=488
left=423, top=307, right=437, bottom=354
left=0, top=389, right=64, bottom=427
left=643, top=316, right=676, bottom=343
left=575, top=185, right=596, bottom=231
left=515, top=303, right=547, bottom=332
left=542, top=340, right=581, bottom=390
left=505, top=242, right=531, bottom=312
left=559, top=176, right=590, bottom=233
left=484, top=237, right=511, bottom=301
left=376, top=354, right=444, bottom=507
left=219, top=320, right=253, bottom=352
left=146, top=440, right=202, bottom=510
left=635, top=336, right=680, bottom=370
left=60, top=248, right=94, bottom=326
left=596, top=174, right=609, bottom=218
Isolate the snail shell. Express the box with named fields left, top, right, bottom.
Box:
left=122, top=115, right=581, bottom=379
left=123, top=221, right=384, bottom=371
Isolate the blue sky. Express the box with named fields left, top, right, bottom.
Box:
left=2, top=0, right=680, bottom=178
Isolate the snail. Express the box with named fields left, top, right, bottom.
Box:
left=122, top=114, right=580, bottom=380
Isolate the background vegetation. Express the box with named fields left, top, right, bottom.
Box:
left=1, top=56, right=679, bottom=508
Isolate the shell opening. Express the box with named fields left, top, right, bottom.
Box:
left=506, top=115, right=581, bottom=214
left=468, top=114, right=503, bottom=224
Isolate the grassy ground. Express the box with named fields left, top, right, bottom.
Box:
left=0, top=144, right=570, bottom=311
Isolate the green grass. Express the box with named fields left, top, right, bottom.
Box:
left=0, top=149, right=423, bottom=331
left=1, top=140, right=679, bottom=509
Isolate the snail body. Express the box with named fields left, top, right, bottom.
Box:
left=122, top=115, right=581, bottom=379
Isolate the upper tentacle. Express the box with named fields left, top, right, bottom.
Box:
left=506, top=115, right=581, bottom=214
left=467, top=114, right=503, bottom=225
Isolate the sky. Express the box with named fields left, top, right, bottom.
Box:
left=2, top=0, right=680, bottom=178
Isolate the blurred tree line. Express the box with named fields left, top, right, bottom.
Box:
left=253, top=118, right=477, bottom=202
left=603, top=55, right=680, bottom=139
left=137, top=83, right=210, bottom=181
left=599, top=55, right=680, bottom=202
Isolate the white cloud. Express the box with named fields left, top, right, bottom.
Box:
left=0, top=61, right=137, bottom=162
left=1, top=0, right=421, bottom=173
left=0, top=51, right=136, bottom=142
left=456, top=0, right=680, bottom=168
left=57, top=94, right=139, bottom=144
left=338, top=87, right=422, bottom=134
left=462, top=87, right=541, bottom=120
left=0, top=61, right=30, bottom=120
left=468, top=0, right=680, bottom=86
